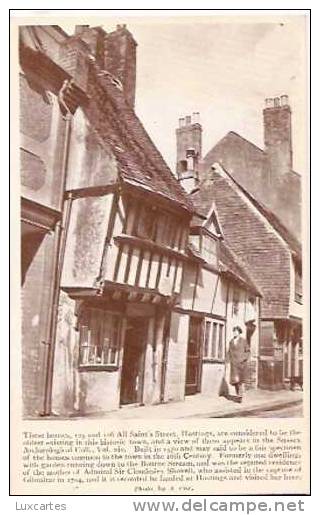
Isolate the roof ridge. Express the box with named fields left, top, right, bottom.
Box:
left=202, top=130, right=265, bottom=164
left=212, top=163, right=301, bottom=256
left=91, top=62, right=194, bottom=212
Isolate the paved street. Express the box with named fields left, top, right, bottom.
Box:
left=56, top=388, right=304, bottom=420
left=242, top=402, right=303, bottom=418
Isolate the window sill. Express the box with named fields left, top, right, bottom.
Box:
left=202, top=358, right=225, bottom=364
left=114, top=234, right=187, bottom=260
left=78, top=364, right=119, bottom=372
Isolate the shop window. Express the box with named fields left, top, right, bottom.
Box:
left=203, top=319, right=225, bottom=361
left=78, top=308, right=121, bottom=369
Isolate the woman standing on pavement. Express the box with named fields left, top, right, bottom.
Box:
left=227, top=326, right=250, bottom=402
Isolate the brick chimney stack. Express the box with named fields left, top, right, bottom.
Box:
left=104, top=24, right=137, bottom=108
left=176, top=113, right=202, bottom=193
left=263, top=95, right=292, bottom=177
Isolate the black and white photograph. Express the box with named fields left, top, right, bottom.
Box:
left=17, top=14, right=306, bottom=421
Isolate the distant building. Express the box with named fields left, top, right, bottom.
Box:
left=190, top=163, right=302, bottom=391
left=177, top=98, right=301, bottom=240
left=176, top=103, right=303, bottom=391
left=180, top=202, right=260, bottom=396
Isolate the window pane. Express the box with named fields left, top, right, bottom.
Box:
left=79, top=309, right=120, bottom=366
left=204, top=321, right=211, bottom=357
left=79, top=325, right=89, bottom=364
left=135, top=206, right=155, bottom=239
left=211, top=323, right=217, bottom=358
left=218, top=324, right=224, bottom=360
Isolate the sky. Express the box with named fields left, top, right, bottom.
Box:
left=59, top=14, right=307, bottom=175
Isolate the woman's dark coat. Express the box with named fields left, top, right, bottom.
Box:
left=227, top=336, right=250, bottom=385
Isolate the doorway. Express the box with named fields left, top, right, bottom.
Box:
left=120, top=317, right=148, bottom=405
left=185, top=317, right=203, bottom=395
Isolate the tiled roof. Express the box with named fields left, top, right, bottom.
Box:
left=21, top=26, right=194, bottom=214
left=188, top=188, right=261, bottom=295
left=233, top=177, right=301, bottom=260
left=191, top=167, right=301, bottom=259
left=202, top=131, right=265, bottom=166
left=219, top=241, right=261, bottom=296
left=201, top=131, right=301, bottom=239
left=83, top=62, right=194, bottom=213
left=190, top=168, right=296, bottom=318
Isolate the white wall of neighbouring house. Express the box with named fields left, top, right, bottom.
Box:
left=180, top=262, right=227, bottom=317
left=201, top=362, right=225, bottom=396
left=164, top=312, right=189, bottom=403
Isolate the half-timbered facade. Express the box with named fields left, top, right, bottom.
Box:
left=173, top=199, right=261, bottom=401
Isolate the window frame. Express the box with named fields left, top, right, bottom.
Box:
left=294, top=263, right=302, bottom=304
left=77, top=307, right=122, bottom=372
left=202, top=318, right=225, bottom=362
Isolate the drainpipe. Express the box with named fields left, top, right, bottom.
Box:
left=41, top=111, right=73, bottom=416
left=257, top=296, right=262, bottom=389
left=225, top=280, right=230, bottom=353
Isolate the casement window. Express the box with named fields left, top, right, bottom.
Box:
left=78, top=308, right=121, bottom=369
left=294, top=264, right=302, bottom=304
left=203, top=319, right=225, bottom=361
left=232, top=287, right=240, bottom=316
left=156, top=214, right=179, bottom=249
left=133, top=205, right=156, bottom=240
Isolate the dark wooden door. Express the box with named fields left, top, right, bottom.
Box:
left=185, top=317, right=203, bottom=395
left=120, top=319, right=147, bottom=405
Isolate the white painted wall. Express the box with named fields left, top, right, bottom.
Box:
left=164, top=312, right=189, bottom=402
